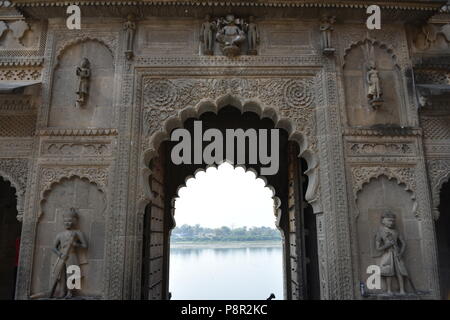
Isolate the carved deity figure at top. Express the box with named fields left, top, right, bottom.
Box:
left=245, top=16, right=259, bottom=55
left=200, top=14, right=216, bottom=55
left=216, top=14, right=246, bottom=56
left=124, top=14, right=136, bottom=60
left=75, top=58, right=91, bottom=108
left=366, top=62, right=383, bottom=109
left=374, top=211, right=411, bottom=295
left=319, top=14, right=336, bottom=54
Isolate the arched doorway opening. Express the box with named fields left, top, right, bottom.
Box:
left=141, top=105, right=320, bottom=300
left=437, top=180, right=450, bottom=299
left=169, top=162, right=283, bottom=300
left=0, top=177, right=22, bottom=300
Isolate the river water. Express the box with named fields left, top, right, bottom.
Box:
left=169, top=242, right=283, bottom=300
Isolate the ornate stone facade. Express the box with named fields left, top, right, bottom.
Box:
left=0, top=0, right=449, bottom=300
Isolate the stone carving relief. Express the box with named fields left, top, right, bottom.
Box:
left=75, top=58, right=91, bottom=108
left=422, top=115, right=450, bottom=140
left=49, top=40, right=114, bottom=128
left=142, top=77, right=315, bottom=143
left=30, top=208, right=88, bottom=299
left=352, top=167, right=416, bottom=203
left=200, top=15, right=216, bottom=55
left=319, top=14, right=335, bottom=55
left=0, top=158, right=28, bottom=221
left=366, top=62, right=383, bottom=110
left=123, top=14, right=136, bottom=60
left=348, top=142, right=413, bottom=156
left=199, top=14, right=260, bottom=56
left=41, top=142, right=112, bottom=157
left=245, top=16, right=259, bottom=55
left=343, top=40, right=403, bottom=126
left=39, top=167, right=109, bottom=217
left=31, top=177, right=106, bottom=299
left=413, top=23, right=450, bottom=52
left=0, top=19, right=30, bottom=48
left=215, top=14, right=246, bottom=56
left=0, top=139, right=34, bottom=157
left=356, top=176, right=425, bottom=296
left=0, top=67, right=41, bottom=81
left=374, top=210, right=412, bottom=295
left=54, top=33, right=117, bottom=64
left=427, top=159, right=450, bottom=220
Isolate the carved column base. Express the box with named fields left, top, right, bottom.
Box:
left=203, top=49, right=214, bottom=55
left=247, top=49, right=258, bottom=55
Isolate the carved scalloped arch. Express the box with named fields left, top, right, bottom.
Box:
left=54, top=36, right=115, bottom=68
left=431, top=171, right=450, bottom=221
left=0, top=172, right=25, bottom=222
left=354, top=172, right=418, bottom=218
left=342, top=38, right=399, bottom=69
left=139, top=94, right=320, bottom=215
left=354, top=171, right=416, bottom=200
left=167, top=161, right=281, bottom=229
left=39, top=175, right=107, bottom=219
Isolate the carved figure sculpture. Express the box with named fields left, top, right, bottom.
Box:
left=76, top=58, right=91, bottom=108
left=374, top=211, right=409, bottom=295
left=30, top=208, right=88, bottom=299
left=124, top=14, right=136, bottom=60
left=245, top=16, right=259, bottom=55
left=200, top=14, right=216, bottom=55
left=216, top=14, right=246, bottom=57
left=49, top=208, right=87, bottom=299
left=319, top=14, right=336, bottom=54
left=366, top=63, right=383, bottom=109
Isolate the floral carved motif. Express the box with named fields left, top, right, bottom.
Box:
left=348, top=143, right=414, bottom=156
left=142, top=77, right=316, bottom=144
left=352, top=166, right=416, bottom=199
left=39, top=167, right=109, bottom=196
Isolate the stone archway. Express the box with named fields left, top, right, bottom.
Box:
left=436, top=180, right=450, bottom=299
left=138, top=98, right=321, bottom=300
left=0, top=177, right=22, bottom=299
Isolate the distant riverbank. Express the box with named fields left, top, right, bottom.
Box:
left=170, top=240, right=282, bottom=249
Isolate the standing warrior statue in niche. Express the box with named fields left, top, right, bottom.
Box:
left=30, top=208, right=88, bottom=299
left=319, top=14, right=336, bottom=54
left=75, top=58, right=91, bottom=108
left=366, top=62, right=383, bottom=109
left=124, top=14, right=136, bottom=60
left=375, top=211, right=412, bottom=295
left=50, top=208, right=87, bottom=299
left=200, top=14, right=216, bottom=55
left=245, top=16, right=259, bottom=55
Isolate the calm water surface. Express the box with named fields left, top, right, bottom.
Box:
left=169, top=243, right=283, bottom=300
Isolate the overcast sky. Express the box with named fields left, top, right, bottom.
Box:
left=174, top=162, right=276, bottom=228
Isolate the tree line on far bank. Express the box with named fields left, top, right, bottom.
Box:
left=171, top=224, right=282, bottom=242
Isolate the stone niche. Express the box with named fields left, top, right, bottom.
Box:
left=356, top=176, right=425, bottom=296
left=49, top=40, right=114, bottom=128
left=31, top=177, right=106, bottom=298
left=343, top=42, right=403, bottom=127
